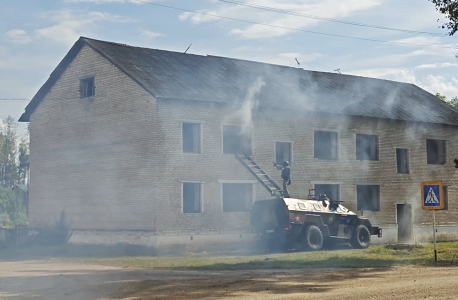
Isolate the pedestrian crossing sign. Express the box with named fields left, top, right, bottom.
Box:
left=421, top=181, right=444, bottom=210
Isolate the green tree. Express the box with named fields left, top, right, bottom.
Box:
left=0, top=186, right=25, bottom=223
left=0, top=116, right=19, bottom=188
left=436, top=92, right=458, bottom=107
left=429, top=0, right=458, bottom=36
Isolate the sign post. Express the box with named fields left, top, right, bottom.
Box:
left=420, top=181, right=444, bottom=262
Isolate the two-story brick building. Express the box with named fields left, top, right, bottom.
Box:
left=19, top=37, right=458, bottom=248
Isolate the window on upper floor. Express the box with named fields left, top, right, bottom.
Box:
left=396, top=148, right=410, bottom=174
left=275, top=142, right=292, bottom=169
left=80, top=77, right=95, bottom=98
left=426, top=139, right=446, bottom=164
left=183, top=182, right=202, bottom=213
left=314, top=131, right=338, bottom=160
left=314, top=184, right=340, bottom=201
left=222, top=183, right=253, bottom=212
left=182, top=123, right=201, bottom=153
left=223, top=125, right=252, bottom=154
left=357, top=185, right=380, bottom=212
left=356, top=134, right=379, bottom=161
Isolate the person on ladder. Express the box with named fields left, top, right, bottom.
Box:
left=281, top=161, right=291, bottom=198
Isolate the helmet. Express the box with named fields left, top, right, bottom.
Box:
left=283, top=161, right=289, bottom=166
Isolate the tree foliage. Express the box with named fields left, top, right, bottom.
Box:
left=429, top=0, right=458, bottom=36
left=0, top=116, right=29, bottom=225
left=436, top=92, right=458, bottom=107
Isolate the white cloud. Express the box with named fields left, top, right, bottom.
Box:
left=179, top=0, right=382, bottom=39
left=415, top=63, right=456, bottom=69
left=65, top=0, right=144, bottom=3
left=5, top=29, right=33, bottom=44
left=34, top=10, right=129, bottom=46
left=419, top=75, right=458, bottom=97
left=140, top=29, right=165, bottom=39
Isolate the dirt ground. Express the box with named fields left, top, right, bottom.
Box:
left=1, top=260, right=458, bottom=300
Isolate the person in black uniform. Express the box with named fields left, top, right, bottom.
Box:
left=281, top=161, right=291, bottom=197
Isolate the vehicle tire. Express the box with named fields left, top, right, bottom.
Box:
left=303, top=225, right=323, bottom=251
left=351, top=224, right=371, bottom=249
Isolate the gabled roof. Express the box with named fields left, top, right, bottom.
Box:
left=19, top=37, right=458, bottom=126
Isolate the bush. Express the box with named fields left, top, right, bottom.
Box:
left=27, top=211, right=72, bottom=246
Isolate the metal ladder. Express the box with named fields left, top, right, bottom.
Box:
left=234, top=153, right=283, bottom=196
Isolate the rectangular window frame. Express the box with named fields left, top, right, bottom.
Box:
left=396, top=148, right=410, bottom=174
left=275, top=141, right=293, bottom=169
left=220, top=180, right=255, bottom=212
left=426, top=139, right=446, bottom=165
left=355, top=134, right=379, bottom=161
left=356, top=185, right=380, bottom=212
left=182, top=182, right=202, bottom=213
left=80, top=77, right=95, bottom=99
left=314, top=131, right=339, bottom=160
left=182, top=122, right=202, bottom=154
left=222, top=125, right=253, bottom=155
left=314, top=183, right=340, bottom=202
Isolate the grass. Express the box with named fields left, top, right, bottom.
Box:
left=1, top=242, right=457, bottom=270
left=88, top=242, right=458, bottom=270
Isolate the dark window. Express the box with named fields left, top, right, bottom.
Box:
left=426, top=139, right=446, bottom=164
left=314, top=131, right=338, bottom=160
left=442, top=186, right=449, bottom=210
left=183, top=182, right=201, bottom=213
left=356, top=134, right=379, bottom=161
left=80, top=77, right=95, bottom=98
left=275, top=142, right=292, bottom=168
left=223, top=125, right=252, bottom=154
left=357, top=185, right=380, bottom=211
left=182, top=123, right=201, bottom=153
left=396, top=148, right=410, bottom=174
left=315, top=184, right=340, bottom=201
left=222, top=183, right=252, bottom=212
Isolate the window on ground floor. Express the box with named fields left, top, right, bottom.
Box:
left=314, top=184, right=340, bottom=201
left=222, top=183, right=253, bottom=212
left=357, top=185, right=380, bottom=211
left=183, top=182, right=202, bottom=213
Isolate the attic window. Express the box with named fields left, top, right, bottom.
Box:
left=80, top=77, right=95, bottom=98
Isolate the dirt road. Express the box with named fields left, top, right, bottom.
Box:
left=1, top=260, right=457, bottom=300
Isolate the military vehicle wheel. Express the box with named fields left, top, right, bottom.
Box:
left=304, top=225, right=323, bottom=251
left=351, top=224, right=371, bottom=249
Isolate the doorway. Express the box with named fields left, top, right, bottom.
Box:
left=397, top=204, right=412, bottom=243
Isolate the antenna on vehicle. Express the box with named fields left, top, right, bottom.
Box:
left=184, top=43, right=192, bottom=54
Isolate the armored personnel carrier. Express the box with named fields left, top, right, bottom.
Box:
left=250, top=190, right=382, bottom=251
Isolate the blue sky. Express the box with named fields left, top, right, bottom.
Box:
left=1, top=0, right=457, bottom=129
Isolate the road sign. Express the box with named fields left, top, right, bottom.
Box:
left=421, top=181, right=444, bottom=210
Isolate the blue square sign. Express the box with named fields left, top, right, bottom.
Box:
left=421, top=181, right=444, bottom=210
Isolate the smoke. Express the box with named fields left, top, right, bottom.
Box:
left=224, top=77, right=265, bottom=134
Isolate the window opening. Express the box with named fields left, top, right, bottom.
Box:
left=183, top=182, right=201, bottom=213
left=396, top=148, right=410, bottom=174
left=275, top=142, right=292, bottom=168
left=222, top=183, right=253, bottom=212
left=80, top=77, right=95, bottom=98
left=314, top=184, right=340, bottom=201
left=356, top=185, right=380, bottom=211
left=314, top=131, right=338, bottom=160
left=426, top=139, right=446, bottom=164
left=223, top=125, right=252, bottom=154
left=356, top=134, right=379, bottom=160
left=182, top=123, right=201, bottom=153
